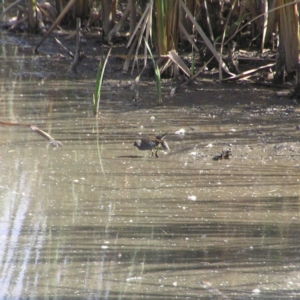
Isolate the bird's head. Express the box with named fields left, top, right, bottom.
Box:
left=133, top=140, right=141, bottom=148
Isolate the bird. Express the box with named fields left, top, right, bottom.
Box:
left=133, top=133, right=170, bottom=157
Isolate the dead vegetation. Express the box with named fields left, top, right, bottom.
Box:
left=0, top=0, right=299, bottom=100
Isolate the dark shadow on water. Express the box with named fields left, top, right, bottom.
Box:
left=117, top=155, right=144, bottom=158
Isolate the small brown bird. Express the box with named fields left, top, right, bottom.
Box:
left=134, top=133, right=170, bottom=157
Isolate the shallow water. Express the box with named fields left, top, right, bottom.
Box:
left=1, top=33, right=300, bottom=300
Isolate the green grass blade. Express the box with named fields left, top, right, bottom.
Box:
left=144, top=38, right=162, bottom=105
left=93, top=47, right=112, bottom=116
left=94, top=61, right=102, bottom=104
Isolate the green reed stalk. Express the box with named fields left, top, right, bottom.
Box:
left=93, top=48, right=112, bottom=116
left=144, top=39, right=162, bottom=105
left=155, top=0, right=167, bottom=56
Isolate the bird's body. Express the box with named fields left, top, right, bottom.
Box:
left=134, top=133, right=170, bottom=157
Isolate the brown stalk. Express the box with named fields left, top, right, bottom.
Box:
left=261, top=0, right=268, bottom=52
left=225, top=0, right=300, bottom=46
left=179, top=21, right=198, bottom=51
left=179, top=0, right=234, bottom=77
left=70, top=18, right=81, bottom=73
left=219, top=0, right=238, bottom=80
left=107, top=1, right=131, bottom=42
left=222, top=63, right=276, bottom=82
left=54, top=37, right=74, bottom=59
left=163, top=50, right=191, bottom=77
left=0, top=121, right=62, bottom=147
left=204, top=0, right=215, bottom=45
left=35, top=0, right=76, bottom=53
left=0, top=0, right=23, bottom=20
left=277, top=0, right=298, bottom=74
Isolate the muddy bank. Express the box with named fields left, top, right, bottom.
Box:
left=1, top=29, right=299, bottom=162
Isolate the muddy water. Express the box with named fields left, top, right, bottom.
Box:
left=1, top=35, right=300, bottom=300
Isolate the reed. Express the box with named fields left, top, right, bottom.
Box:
left=144, top=39, right=162, bottom=106
left=93, top=48, right=112, bottom=116
left=190, top=47, right=195, bottom=76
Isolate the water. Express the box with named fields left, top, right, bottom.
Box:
left=1, top=32, right=300, bottom=299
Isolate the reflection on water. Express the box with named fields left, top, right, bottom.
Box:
left=1, top=34, right=300, bottom=299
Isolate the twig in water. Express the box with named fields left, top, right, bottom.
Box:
left=0, top=121, right=62, bottom=147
